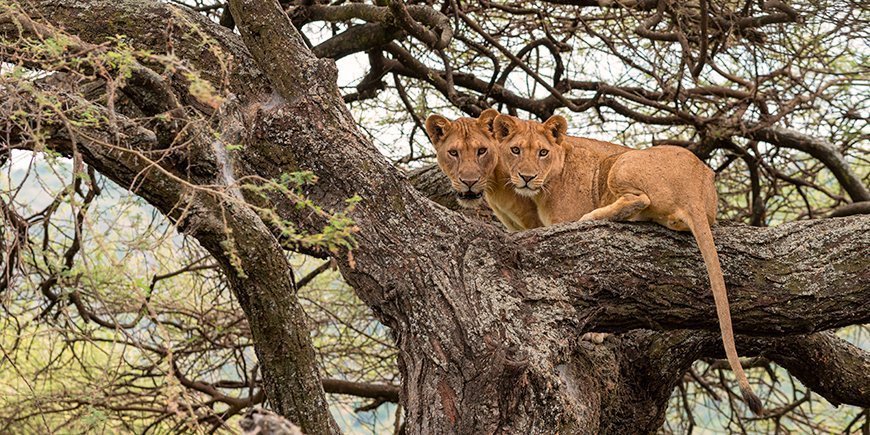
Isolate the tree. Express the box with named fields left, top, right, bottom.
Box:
left=0, top=0, right=867, bottom=433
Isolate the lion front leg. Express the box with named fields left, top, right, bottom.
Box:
left=580, top=193, right=650, bottom=222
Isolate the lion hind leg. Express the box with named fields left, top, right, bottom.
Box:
left=580, top=193, right=650, bottom=222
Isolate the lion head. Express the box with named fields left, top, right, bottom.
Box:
left=494, top=114, right=571, bottom=197
left=425, top=109, right=499, bottom=207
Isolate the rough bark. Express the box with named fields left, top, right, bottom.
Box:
left=5, top=1, right=869, bottom=434
left=514, top=219, right=869, bottom=335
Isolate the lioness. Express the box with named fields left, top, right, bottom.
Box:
left=425, top=109, right=542, bottom=231
left=493, top=114, right=763, bottom=415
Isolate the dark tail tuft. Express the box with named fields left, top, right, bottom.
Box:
left=742, top=388, right=764, bottom=415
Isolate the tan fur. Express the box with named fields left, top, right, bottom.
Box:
left=495, top=114, right=763, bottom=415
left=425, top=110, right=541, bottom=231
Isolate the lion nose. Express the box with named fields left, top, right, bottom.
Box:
left=460, top=178, right=479, bottom=188
left=520, top=174, right=537, bottom=184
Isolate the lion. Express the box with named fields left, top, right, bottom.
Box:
left=425, top=109, right=542, bottom=231
left=493, top=114, right=763, bottom=415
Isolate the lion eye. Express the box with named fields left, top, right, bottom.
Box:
left=511, top=147, right=520, bottom=155
left=477, top=148, right=487, bottom=156
left=448, top=150, right=459, bottom=157
left=539, top=149, right=549, bottom=157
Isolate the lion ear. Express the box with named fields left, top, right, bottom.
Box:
left=425, top=114, right=452, bottom=148
left=544, top=115, right=568, bottom=144
left=493, top=115, right=520, bottom=141
left=477, top=109, right=499, bottom=136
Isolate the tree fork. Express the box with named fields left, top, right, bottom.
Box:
left=7, top=1, right=869, bottom=433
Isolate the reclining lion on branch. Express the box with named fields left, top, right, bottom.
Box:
left=425, top=109, right=542, bottom=231
left=493, top=113, right=764, bottom=415
left=425, top=109, right=763, bottom=414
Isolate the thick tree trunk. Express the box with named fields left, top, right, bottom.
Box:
left=5, top=1, right=869, bottom=434
left=1, top=5, right=337, bottom=432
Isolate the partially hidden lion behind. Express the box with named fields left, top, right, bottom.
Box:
left=425, top=109, right=542, bottom=231
left=493, top=113, right=763, bottom=415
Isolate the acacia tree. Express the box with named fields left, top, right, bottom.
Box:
left=0, top=0, right=868, bottom=434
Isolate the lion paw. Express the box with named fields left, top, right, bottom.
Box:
left=581, top=332, right=608, bottom=344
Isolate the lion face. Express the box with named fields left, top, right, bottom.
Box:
left=425, top=109, right=500, bottom=207
left=494, top=114, right=571, bottom=197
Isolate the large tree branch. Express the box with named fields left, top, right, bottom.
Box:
left=409, top=157, right=868, bottom=339
left=291, top=2, right=452, bottom=54
left=322, top=379, right=400, bottom=403
left=225, top=0, right=441, bottom=241
left=1, top=34, right=337, bottom=435
left=745, top=125, right=870, bottom=203
left=759, top=332, right=870, bottom=407
left=312, top=23, right=403, bottom=60
left=603, top=329, right=870, bottom=433
left=0, top=8, right=182, bottom=117
left=228, top=0, right=335, bottom=104
left=511, top=217, right=869, bottom=335
left=829, top=201, right=870, bottom=218
left=15, top=0, right=271, bottom=104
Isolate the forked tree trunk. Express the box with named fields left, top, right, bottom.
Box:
left=5, top=1, right=870, bottom=434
